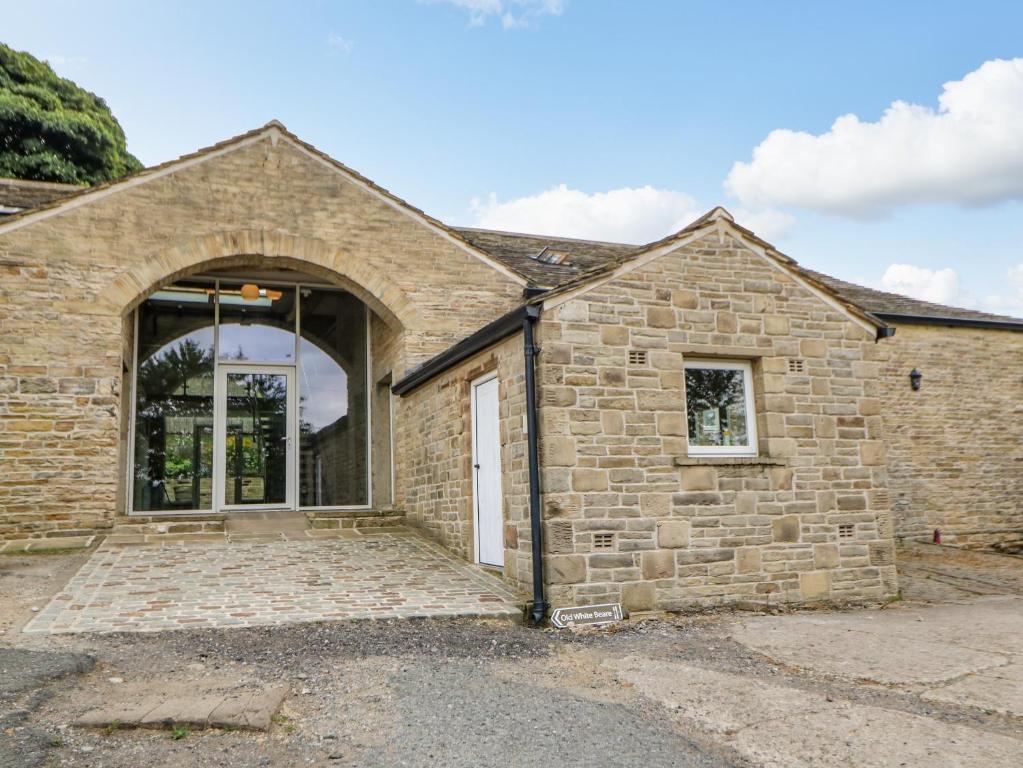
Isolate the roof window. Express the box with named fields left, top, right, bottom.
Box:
left=532, top=246, right=571, bottom=265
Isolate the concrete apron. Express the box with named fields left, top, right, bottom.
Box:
left=21, top=527, right=522, bottom=635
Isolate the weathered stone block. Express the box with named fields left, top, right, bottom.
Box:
left=736, top=547, right=761, bottom=574
left=656, top=520, right=690, bottom=548
left=657, top=412, right=685, bottom=436
left=860, top=441, right=886, bottom=466
left=621, top=582, right=655, bottom=612
left=772, top=515, right=800, bottom=543
left=681, top=467, right=717, bottom=491
left=813, top=543, right=840, bottom=569
left=546, top=555, right=587, bottom=584
left=800, top=571, right=831, bottom=600
left=646, top=307, right=676, bottom=328
left=642, top=550, right=675, bottom=579
left=572, top=469, right=608, bottom=492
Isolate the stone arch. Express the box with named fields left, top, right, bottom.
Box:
left=95, top=229, right=422, bottom=332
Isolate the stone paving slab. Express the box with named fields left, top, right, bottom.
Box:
left=1, top=536, right=95, bottom=553
left=607, top=655, right=1023, bottom=768
left=73, top=685, right=288, bottom=731
left=23, top=530, right=521, bottom=635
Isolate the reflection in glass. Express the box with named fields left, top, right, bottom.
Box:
left=685, top=367, right=750, bottom=448
left=298, top=290, right=368, bottom=506
left=224, top=373, right=289, bottom=506
left=217, top=283, right=296, bottom=362
left=133, top=283, right=215, bottom=511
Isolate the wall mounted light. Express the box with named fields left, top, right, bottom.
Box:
left=909, top=368, right=923, bottom=391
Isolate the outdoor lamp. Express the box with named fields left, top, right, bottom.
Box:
left=909, top=368, right=922, bottom=391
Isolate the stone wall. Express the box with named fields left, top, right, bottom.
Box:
left=880, top=323, right=1023, bottom=549
left=0, top=129, right=524, bottom=539
left=398, top=334, right=532, bottom=593
left=535, top=231, right=898, bottom=611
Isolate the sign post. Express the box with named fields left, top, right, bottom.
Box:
left=550, top=603, right=623, bottom=629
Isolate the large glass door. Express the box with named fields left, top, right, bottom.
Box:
left=215, top=364, right=296, bottom=511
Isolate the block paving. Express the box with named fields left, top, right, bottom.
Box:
left=24, top=530, right=522, bottom=634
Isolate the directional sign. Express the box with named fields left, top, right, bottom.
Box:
left=550, top=603, right=623, bottom=629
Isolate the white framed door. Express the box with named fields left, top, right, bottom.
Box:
left=471, top=374, right=504, bottom=568
left=215, top=364, right=296, bottom=511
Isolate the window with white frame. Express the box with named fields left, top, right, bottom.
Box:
left=683, top=359, right=758, bottom=456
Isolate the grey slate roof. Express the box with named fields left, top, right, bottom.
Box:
left=805, top=270, right=1023, bottom=328
left=455, top=226, right=1023, bottom=328
left=0, top=178, right=81, bottom=211
left=453, top=227, right=635, bottom=285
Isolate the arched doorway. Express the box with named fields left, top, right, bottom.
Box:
left=127, top=264, right=394, bottom=515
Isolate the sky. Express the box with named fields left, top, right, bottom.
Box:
left=4, top=0, right=1023, bottom=316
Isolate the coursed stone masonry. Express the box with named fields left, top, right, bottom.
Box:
left=0, top=128, right=525, bottom=539
left=534, top=232, right=898, bottom=610
left=880, top=324, right=1023, bottom=549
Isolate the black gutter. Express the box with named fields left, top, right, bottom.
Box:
left=522, top=304, right=547, bottom=626
left=392, top=304, right=532, bottom=396
left=872, top=312, right=1023, bottom=333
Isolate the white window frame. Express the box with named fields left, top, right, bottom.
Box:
left=683, top=359, right=758, bottom=457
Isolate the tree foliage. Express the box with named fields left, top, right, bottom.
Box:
left=0, top=43, right=142, bottom=185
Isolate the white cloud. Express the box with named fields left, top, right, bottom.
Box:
left=470, top=185, right=795, bottom=244
left=879, top=264, right=962, bottom=305
left=980, top=263, right=1023, bottom=314
left=327, top=32, right=353, bottom=54
left=733, top=208, right=796, bottom=241
left=726, top=58, right=1023, bottom=217
left=428, top=0, right=564, bottom=28
left=471, top=185, right=701, bottom=243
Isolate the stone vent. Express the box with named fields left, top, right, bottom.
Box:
left=838, top=523, right=855, bottom=540
left=593, top=532, right=615, bottom=549
left=788, top=358, right=806, bottom=374
left=628, top=349, right=648, bottom=366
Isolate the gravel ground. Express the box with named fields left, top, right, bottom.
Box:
left=3, top=548, right=1023, bottom=767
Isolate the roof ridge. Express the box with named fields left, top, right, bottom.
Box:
left=452, top=225, right=640, bottom=248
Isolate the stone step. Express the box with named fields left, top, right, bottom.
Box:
left=73, top=684, right=289, bottom=732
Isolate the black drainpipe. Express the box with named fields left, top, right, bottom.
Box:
left=522, top=303, right=547, bottom=626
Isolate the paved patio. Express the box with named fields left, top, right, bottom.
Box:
left=23, top=530, right=522, bottom=634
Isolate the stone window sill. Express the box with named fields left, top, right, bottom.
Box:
left=673, top=456, right=787, bottom=467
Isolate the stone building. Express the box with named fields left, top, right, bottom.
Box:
left=1, top=123, right=1020, bottom=616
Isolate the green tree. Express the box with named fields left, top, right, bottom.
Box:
left=0, top=43, right=142, bottom=185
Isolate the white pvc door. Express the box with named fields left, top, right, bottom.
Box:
left=472, top=376, right=504, bottom=567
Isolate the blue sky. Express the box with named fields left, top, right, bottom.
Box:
left=4, top=0, right=1023, bottom=315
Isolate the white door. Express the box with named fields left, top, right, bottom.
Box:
left=215, top=364, right=296, bottom=511
left=472, top=375, right=504, bottom=567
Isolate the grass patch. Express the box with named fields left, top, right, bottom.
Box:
left=169, top=725, right=188, bottom=741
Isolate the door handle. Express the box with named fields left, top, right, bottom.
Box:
left=474, top=463, right=481, bottom=469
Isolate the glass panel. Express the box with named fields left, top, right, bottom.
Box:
left=224, top=372, right=289, bottom=506
left=685, top=366, right=750, bottom=448
left=298, top=290, right=368, bottom=506
left=218, top=283, right=296, bottom=362
left=133, top=282, right=215, bottom=511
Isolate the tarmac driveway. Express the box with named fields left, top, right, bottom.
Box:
left=22, top=530, right=520, bottom=635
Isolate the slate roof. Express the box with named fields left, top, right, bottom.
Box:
left=805, top=270, right=1023, bottom=328
left=453, top=227, right=636, bottom=285
left=0, top=178, right=80, bottom=211
left=455, top=224, right=1023, bottom=328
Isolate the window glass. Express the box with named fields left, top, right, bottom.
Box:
left=133, top=282, right=215, bottom=511
left=217, top=283, right=296, bottom=362
left=298, top=290, right=368, bottom=506
left=684, top=363, right=754, bottom=453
